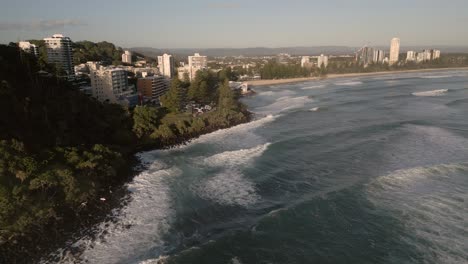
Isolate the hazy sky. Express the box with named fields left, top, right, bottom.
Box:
left=1, top=0, right=467, bottom=48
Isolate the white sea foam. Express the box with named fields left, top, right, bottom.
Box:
left=195, top=170, right=260, bottom=207
left=202, top=143, right=271, bottom=167
left=301, top=84, right=326, bottom=90
left=420, top=75, right=453, bottom=79
left=255, top=96, right=313, bottom=114
left=367, top=162, right=468, bottom=263
left=47, top=162, right=180, bottom=264
left=309, top=107, right=320, bottom=112
left=334, top=81, right=363, bottom=86
left=258, top=90, right=296, bottom=97
left=412, top=89, right=448, bottom=97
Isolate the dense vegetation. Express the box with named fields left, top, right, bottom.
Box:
left=0, top=44, right=249, bottom=263
left=260, top=61, right=310, bottom=79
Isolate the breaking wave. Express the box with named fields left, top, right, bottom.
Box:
left=202, top=143, right=271, bottom=167
left=255, top=96, right=313, bottom=114
left=412, top=89, right=448, bottom=97
left=334, top=81, right=363, bottom=86
left=301, top=84, right=326, bottom=90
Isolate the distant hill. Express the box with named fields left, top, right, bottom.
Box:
left=130, top=46, right=468, bottom=58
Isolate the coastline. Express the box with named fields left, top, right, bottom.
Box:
left=246, top=66, right=468, bottom=87
left=34, top=111, right=253, bottom=263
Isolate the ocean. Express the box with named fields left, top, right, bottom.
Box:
left=51, top=69, right=468, bottom=264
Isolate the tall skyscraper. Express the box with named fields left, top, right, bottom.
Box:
left=188, top=53, right=208, bottom=80
left=317, top=54, right=329, bottom=68
left=18, top=41, right=39, bottom=57
left=432, top=50, right=441, bottom=60
left=122, top=50, right=132, bottom=64
left=157, top=53, right=175, bottom=78
left=372, top=49, right=385, bottom=63
left=389, top=37, right=400, bottom=65
left=44, top=34, right=75, bottom=78
left=358, top=47, right=374, bottom=65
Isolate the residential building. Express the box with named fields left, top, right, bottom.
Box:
left=18, top=41, right=39, bottom=57
left=178, top=65, right=191, bottom=81
left=416, top=52, right=425, bottom=63
left=422, top=49, right=432, bottom=61
left=188, top=53, right=208, bottom=80
left=43, top=34, right=74, bottom=78
left=373, top=49, right=385, bottom=63
left=433, top=49, right=441, bottom=60
left=137, top=75, right=170, bottom=104
left=301, top=56, right=311, bottom=68
left=317, top=54, right=329, bottom=68
left=358, top=47, right=374, bottom=65
left=122, top=50, right=132, bottom=64
left=406, top=51, right=416, bottom=62
left=90, top=67, right=133, bottom=106
left=389, top=37, right=400, bottom=65
left=157, top=53, right=175, bottom=78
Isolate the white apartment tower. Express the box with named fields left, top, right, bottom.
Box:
left=301, top=56, right=311, bottom=68
left=432, top=50, right=441, bottom=60
left=373, top=50, right=385, bottom=63
left=389, top=37, right=400, bottom=65
left=188, top=53, right=208, bottom=80
left=44, top=34, right=74, bottom=78
left=157, top=53, right=175, bottom=78
left=317, top=54, right=329, bottom=68
left=90, top=67, right=129, bottom=104
left=122, top=50, right=132, bottom=64
left=18, top=41, right=39, bottom=57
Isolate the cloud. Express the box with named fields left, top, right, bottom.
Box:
left=0, top=19, right=86, bottom=31
left=207, top=2, right=241, bottom=9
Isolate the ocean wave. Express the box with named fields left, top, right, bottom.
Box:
left=194, top=170, right=260, bottom=207
left=412, top=89, right=448, bottom=97
left=202, top=143, right=271, bottom=167
left=420, top=75, right=453, bottom=79
left=46, top=163, right=180, bottom=264
left=255, top=96, right=313, bottom=114
left=334, top=81, right=363, bottom=86
left=309, top=107, right=320, bottom=112
left=258, top=90, right=296, bottom=97
left=301, top=84, right=326, bottom=90
left=367, top=162, right=468, bottom=263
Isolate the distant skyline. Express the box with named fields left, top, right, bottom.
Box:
left=1, top=0, right=468, bottom=49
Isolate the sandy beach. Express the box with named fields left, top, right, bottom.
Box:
left=246, top=67, right=468, bottom=87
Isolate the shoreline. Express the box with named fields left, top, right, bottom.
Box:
left=246, top=66, right=468, bottom=87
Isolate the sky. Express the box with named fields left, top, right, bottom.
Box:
left=0, top=0, right=467, bottom=49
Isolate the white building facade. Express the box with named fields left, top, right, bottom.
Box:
left=317, top=54, right=329, bottom=68
left=157, top=53, right=175, bottom=78
left=406, top=51, right=416, bottom=62
left=18, top=41, right=39, bottom=57
left=122, top=50, right=132, bottom=64
left=90, top=67, right=131, bottom=105
left=188, top=53, right=208, bottom=80
left=389, top=37, right=400, bottom=65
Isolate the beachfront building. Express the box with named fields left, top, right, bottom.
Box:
left=317, top=54, right=329, bottom=68
left=188, top=53, right=208, bottom=80
left=44, top=34, right=75, bottom=78
left=157, top=53, right=175, bottom=78
left=122, top=50, right=132, bottom=64
left=18, top=41, right=39, bottom=57
left=432, top=49, right=441, bottom=60
left=406, top=51, right=416, bottom=62
left=389, top=38, right=400, bottom=65
left=373, top=49, right=385, bottom=64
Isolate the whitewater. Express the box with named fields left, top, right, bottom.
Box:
left=45, top=69, right=468, bottom=264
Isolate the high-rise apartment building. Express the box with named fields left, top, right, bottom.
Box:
left=122, top=50, right=132, bottom=64
left=188, top=53, right=208, bottom=80
left=301, top=56, right=311, bottom=68
left=389, top=37, right=400, bottom=65
left=137, top=75, right=170, bottom=104
left=358, top=47, right=374, bottom=65
left=373, top=49, right=385, bottom=63
left=406, top=51, right=416, bottom=62
left=44, top=34, right=75, bottom=78
left=432, top=50, right=441, bottom=60
left=90, top=67, right=130, bottom=105
left=18, top=41, right=39, bottom=57
left=157, top=53, right=175, bottom=78
left=317, top=54, right=329, bottom=68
